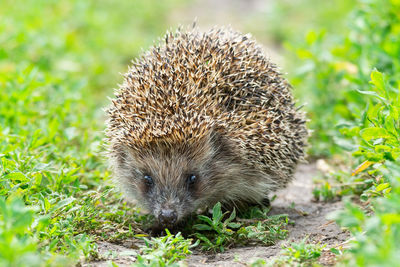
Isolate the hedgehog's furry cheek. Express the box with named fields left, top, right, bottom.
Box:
left=108, top=144, right=151, bottom=202
left=112, top=165, right=144, bottom=202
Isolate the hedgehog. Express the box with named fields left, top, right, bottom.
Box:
left=105, top=26, right=307, bottom=228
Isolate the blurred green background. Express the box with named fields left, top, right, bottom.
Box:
left=0, top=0, right=357, bottom=100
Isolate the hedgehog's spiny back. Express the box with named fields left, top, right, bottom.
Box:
left=106, top=27, right=307, bottom=186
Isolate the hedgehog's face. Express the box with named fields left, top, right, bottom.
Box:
left=111, top=134, right=230, bottom=228
left=129, top=150, right=205, bottom=228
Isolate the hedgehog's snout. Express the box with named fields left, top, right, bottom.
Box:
left=155, top=199, right=182, bottom=227
left=153, top=188, right=196, bottom=227
left=158, top=208, right=177, bottom=225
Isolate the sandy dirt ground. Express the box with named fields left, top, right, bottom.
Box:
left=87, top=164, right=349, bottom=266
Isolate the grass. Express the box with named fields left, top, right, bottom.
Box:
left=270, top=238, right=325, bottom=267
left=288, top=0, right=400, bottom=157
left=135, top=230, right=197, bottom=267
left=289, top=0, right=400, bottom=265
left=192, top=203, right=289, bottom=252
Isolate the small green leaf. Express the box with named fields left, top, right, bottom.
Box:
left=360, top=127, right=392, bottom=141
left=305, top=31, right=318, bottom=45
left=212, top=202, right=223, bottom=223
left=227, top=222, right=241, bottom=228
left=5, top=172, right=29, bottom=182
left=375, top=183, right=390, bottom=192
left=356, top=89, right=385, bottom=101
left=330, top=248, right=340, bottom=255
left=193, top=224, right=212, bottom=231
left=197, top=215, right=213, bottom=225
left=49, top=197, right=75, bottom=213
left=225, top=208, right=236, bottom=224
left=370, top=70, right=386, bottom=95
left=195, top=234, right=213, bottom=247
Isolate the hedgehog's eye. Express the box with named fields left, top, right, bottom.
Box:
left=187, top=174, right=197, bottom=186
left=143, top=175, right=154, bottom=186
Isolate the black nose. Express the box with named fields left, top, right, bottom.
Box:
left=159, top=209, right=177, bottom=225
